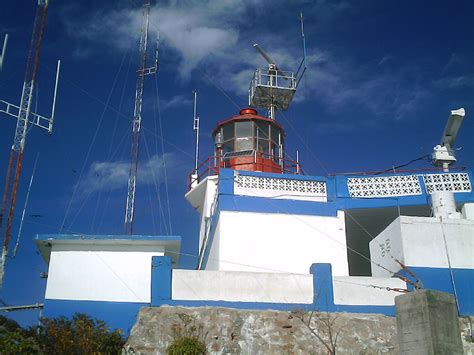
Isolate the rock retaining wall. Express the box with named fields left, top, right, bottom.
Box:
left=125, top=306, right=474, bottom=354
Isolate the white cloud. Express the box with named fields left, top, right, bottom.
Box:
left=61, top=1, right=430, bottom=121
left=434, top=75, right=474, bottom=90
left=161, top=94, right=193, bottom=110
left=295, top=52, right=431, bottom=121
left=78, top=153, right=177, bottom=193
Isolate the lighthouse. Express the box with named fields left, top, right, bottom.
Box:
left=186, top=103, right=349, bottom=275
left=184, top=40, right=353, bottom=275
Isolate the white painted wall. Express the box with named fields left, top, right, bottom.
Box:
left=333, top=276, right=405, bottom=306
left=462, top=203, right=474, bottom=220
left=206, top=210, right=349, bottom=276
left=45, top=248, right=164, bottom=303
left=185, top=176, right=218, bottom=252
left=205, top=219, right=221, bottom=270
left=173, top=269, right=313, bottom=304
left=370, top=216, right=474, bottom=277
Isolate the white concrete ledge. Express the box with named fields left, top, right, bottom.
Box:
left=333, top=276, right=406, bottom=306
left=172, top=270, right=314, bottom=304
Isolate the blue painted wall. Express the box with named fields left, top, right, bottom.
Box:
left=42, top=299, right=148, bottom=336
left=150, top=256, right=473, bottom=317
left=403, top=266, right=474, bottom=315
left=41, top=260, right=474, bottom=336
left=151, top=256, right=396, bottom=316
left=219, top=168, right=474, bottom=215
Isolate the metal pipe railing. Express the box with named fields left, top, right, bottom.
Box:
left=188, top=153, right=304, bottom=190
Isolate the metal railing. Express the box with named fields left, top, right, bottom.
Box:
left=188, top=151, right=304, bottom=190
left=249, top=68, right=296, bottom=99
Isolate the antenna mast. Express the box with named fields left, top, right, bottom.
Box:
left=193, top=91, right=199, bottom=171
left=0, top=34, right=8, bottom=71
left=190, top=90, right=200, bottom=189
left=124, top=0, right=158, bottom=234
left=249, top=14, right=307, bottom=121
left=0, top=0, right=60, bottom=288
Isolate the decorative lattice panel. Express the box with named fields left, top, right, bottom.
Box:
left=423, top=173, right=471, bottom=194
left=234, top=174, right=327, bottom=201
left=347, top=175, right=422, bottom=198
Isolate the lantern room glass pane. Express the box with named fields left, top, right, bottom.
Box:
left=236, top=137, right=253, bottom=151
left=270, top=125, right=280, bottom=145
left=223, top=123, right=234, bottom=142
left=257, top=138, right=269, bottom=156
left=257, top=121, right=270, bottom=140
left=222, top=141, right=233, bottom=154
left=235, top=121, right=253, bottom=138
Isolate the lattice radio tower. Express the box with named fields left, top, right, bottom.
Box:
left=124, top=0, right=158, bottom=234
left=0, top=0, right=60, bottom=287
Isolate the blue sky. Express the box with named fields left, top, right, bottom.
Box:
left=0, top=0, right=473, bottom=326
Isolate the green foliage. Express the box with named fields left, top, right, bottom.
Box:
left=0, top=313, right=125, bottom=354
left=36, top=313, right=125, bottom=354
left=0, top=316, right=40, bottom=354
left=166, top=313, right=207, bottom=355
left=166, top=336, right=207, bottom=355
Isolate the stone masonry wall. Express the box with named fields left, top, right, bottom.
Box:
left=125, top=306, right=474, bottom=354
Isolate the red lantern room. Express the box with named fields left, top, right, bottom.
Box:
left=188, top=107, right=303, bottom=189
left=212, top=108, right=285, bottom=174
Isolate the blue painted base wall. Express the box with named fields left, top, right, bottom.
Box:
left=43, top=299, right=148, bottom=336
left=41, top=262, right=474, bottom=334
left=151, top=259, right=396, bottom=316
left=404, top=267, right=474, bottom=315
left=149, top=257, right=474, bottom=317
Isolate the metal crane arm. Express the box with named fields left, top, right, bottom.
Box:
left=253, top=43, right=277, bottom=67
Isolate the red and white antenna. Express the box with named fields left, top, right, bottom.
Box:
left=124, top=0, right=159, bottom=235
left=0, top=0, right=60, bottom=288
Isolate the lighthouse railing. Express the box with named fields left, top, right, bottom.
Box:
left=188, top=153, right=304, bottom=190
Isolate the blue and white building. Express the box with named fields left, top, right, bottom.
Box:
left=36, top=106, right=474, bottom=334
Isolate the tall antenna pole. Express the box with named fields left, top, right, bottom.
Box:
left=124, top=0, right=157, bottom=235
left=0, top=34, right=8, bottom=71
left=300, top=12, right=307, bottom=69
left=190, top=90, right=200, bottom=189
left=0, top=0, right=52, bottom=288
left=13, top=153, right=39, bottom=257
left=193, top=90, right=200, bottom=173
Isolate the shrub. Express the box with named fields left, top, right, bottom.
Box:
left=0, top=313, right=125, bottom=354
left=166, top=313, right=207, bottom=355
left=166, top=336, right=207, bottom=355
